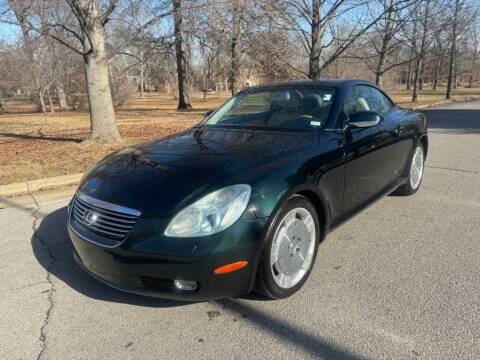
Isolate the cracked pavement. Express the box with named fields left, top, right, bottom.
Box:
left=1, top=101, right=479, bottom=359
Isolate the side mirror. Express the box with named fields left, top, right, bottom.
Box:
left=204, top=110, right=214, bottom=118
left=348, top=111, right=382, bottom=129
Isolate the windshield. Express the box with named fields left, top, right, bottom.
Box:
left=204, top=87, right=335, bottom=130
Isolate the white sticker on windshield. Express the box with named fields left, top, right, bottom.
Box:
left=310, top=121, right=321, bottom=126
left=323, top=94, right=332, bottom=101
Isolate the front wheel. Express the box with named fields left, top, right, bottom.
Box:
left=395, top=143, right=425, bottom=196
left=254, top=197, right=320, bottom=299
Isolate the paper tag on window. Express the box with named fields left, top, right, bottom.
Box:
left=310, top=121, right=321, bottom=126
left=323, top=94, right=332, bottom=101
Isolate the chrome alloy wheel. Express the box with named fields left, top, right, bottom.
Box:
left=410, top=146, right=424, bottom=190
left=270, top=207, right=316, bottom=289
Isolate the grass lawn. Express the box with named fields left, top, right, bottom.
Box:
left=1, top=86, right=479, bottom=185
left=390, top=86, right=480, bottom=107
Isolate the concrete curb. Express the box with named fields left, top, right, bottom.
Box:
left=414, top=100, right=450, bottom=109
left=403, top=100, right=451, bottom=110
left=0, top=173, right=83, bottom=196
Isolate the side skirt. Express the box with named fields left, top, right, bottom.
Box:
left=328, top=176, right=407, bottom=232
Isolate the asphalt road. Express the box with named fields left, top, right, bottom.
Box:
left=1, top=101, right=479, bottom=360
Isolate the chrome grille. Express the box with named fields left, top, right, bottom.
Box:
left=72, top=193, right=140, bottom=241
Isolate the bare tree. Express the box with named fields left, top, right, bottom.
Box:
left=229, top=0, right=243, bottom=95
left=446, top=0, right=461, bottom=99
left=405, top=14, right=417, bottom=89
left=373, top=0, right=397, bottom=86
left=261, top=0, right=413, bottom=80
left=466, top=14, right=480, bottom=88
left=431, top=21, right=448, bottom=91
left=7, top=0, right=50, bottom=120
left=172, top=0, right=191, bottom=109
left=26, top=0, right=171, bottom=140
left=349, top=0, right=417, bottom=86
left=412, top=0, right=429, bottom=102
left=60, top=0, right=120, bottom=141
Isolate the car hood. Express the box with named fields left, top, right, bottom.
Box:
left=79, top=126, right=318, bottom=217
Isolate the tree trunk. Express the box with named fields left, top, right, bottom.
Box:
left=309, top=0, right=321, bottom=80
left=83, top=22, right=120, bottom=142
left=468, top=56, right=476, bottom=88
left=229, top=0, right=242, bottom=95
left=140, top=50, right=145, bottom=98
left=468, top=70, right=475, bottom=88
left=0, top=90, right=6, bottom=113
left=48, top=95, right=55, bottom=113
left=412, top=60, right=420, bottom=102
left=433, top=55, right=443, bottom=91
left=203, top=73, right=207, bottom=101
left=375, top=2, right=394, bottom=86
left=406, top=61, right=413, bottom=89
left=446, top=0, right=460, bottom=99
left=36, top=92, right=47, bottom=114
left=468, top=46, right=478, bottom=88
left=453, top=63, right=458, bottom=89
left=406, top=17, right=418, bottom=90
left=173, top=0, right=191, bottom=109
left=56, top=83, right=69, bottom=111
left=38, top=90, right=48, bottom=124
left=412, top=1, right=429, bottom=103
left=419, top=49, right=426, bottom=90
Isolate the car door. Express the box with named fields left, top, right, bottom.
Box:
left=342, top=85, right=397, bottom=214
left=382, top=106, right=417, bottom=181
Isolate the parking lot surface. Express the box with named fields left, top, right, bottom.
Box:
left=1, top=101, right=479, bottom=359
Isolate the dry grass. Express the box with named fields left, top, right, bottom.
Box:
left=0, top=93, right=227, bottom=185
left=1, top=87, right=479, bottom=185
left=390, top=86, right=480, bottom=107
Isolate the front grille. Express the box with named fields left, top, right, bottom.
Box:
left=140, top=277, right=175, bottom=290
left=72, top=193, right=140, bottom=242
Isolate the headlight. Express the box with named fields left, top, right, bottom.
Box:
left=164, top=184, right=252, bottom=237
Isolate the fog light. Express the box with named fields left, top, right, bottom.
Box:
left=174, top=280, right=197, bottom=291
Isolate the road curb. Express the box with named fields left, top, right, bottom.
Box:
left=404, top=100, right=450, bottom=110
left=0, top=173, right=83, bottom=196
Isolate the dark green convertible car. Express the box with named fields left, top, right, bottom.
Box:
left=68, top=80, right=428, bottom=300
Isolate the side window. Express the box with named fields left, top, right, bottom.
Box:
left=343, top=86, right=371, bottom=119
left=365, top=87, right=392, bottom=115
left=344, top=85, right=392, bottom=121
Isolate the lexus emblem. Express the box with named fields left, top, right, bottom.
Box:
left=83, top=210, right=98, bottom=226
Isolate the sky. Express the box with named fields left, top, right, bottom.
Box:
left=0, top=23, right=19, bottom=44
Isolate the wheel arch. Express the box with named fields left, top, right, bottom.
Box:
left=246, top=184, right=330, bottom=293
left=293, top=189, right=328, bottom=243
left=419, top=134, right=428, bottom=159
left=263, top=184, right=331, bottom=244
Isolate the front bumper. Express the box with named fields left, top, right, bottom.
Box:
left=68, top=211, right=268, bottom=301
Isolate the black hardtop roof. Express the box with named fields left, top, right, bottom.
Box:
left=244, top=79, right=374, bottom=91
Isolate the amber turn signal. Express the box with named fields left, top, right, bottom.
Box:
left=214, top=261, right=248, bottom=275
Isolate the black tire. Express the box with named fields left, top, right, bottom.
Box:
left=394, top=143, right=425, bottom=196
left=254, top=196, right=320, bottom=299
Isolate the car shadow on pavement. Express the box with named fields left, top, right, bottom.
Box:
left=216, top=299, right=362, bottom=360
left=32, top=206, right=190, bottom=308
left=424, top=108, right=480, bottom=134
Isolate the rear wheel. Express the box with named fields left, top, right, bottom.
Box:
left=255, top=197, right=320, bottom=299
left=395, top=143, right=425, bottom=196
